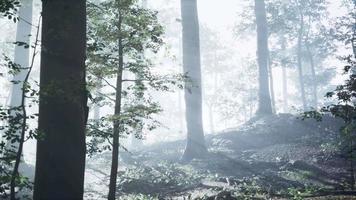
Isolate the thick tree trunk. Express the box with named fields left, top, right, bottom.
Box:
left=108, top=10, right=124, bottom=200
left=7, top=0, right=32, bottom=152
left=181, top=0, right=207, bottom=161
left=297, top=14, right=307, bottom=111
left=254, top=0, right=273, bottom=115
left=33, top=1, right=87, bottom=199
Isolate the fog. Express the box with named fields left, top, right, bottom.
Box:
left=0, top=0, right=355, bottom=199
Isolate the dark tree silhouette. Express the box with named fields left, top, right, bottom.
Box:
left=33, top=1, right=88, bottom=199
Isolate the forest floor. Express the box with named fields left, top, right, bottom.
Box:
left=85, top=114, right=356, bottom=200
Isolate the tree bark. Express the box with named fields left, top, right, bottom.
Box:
left=108, top=9, right=124, bottom=200
left=33, top=1, right=87, bottom=199
left=181, top=0, right=207, bottom=161
left=254, top=0, right=273, bottom=115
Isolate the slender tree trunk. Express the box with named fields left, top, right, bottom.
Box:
left=181, top=0, right=207, bottom=161
left=306, top=44, right=318, bottom=108
left=281, top=36, right=288, bottom=113
left=108, top=10, right=124, bottom=200
left=10, top=6, right=38, bottom=200
left=33, top=1, right=87, bottom=199
left=268, top=54, right=276, bottom=114
left=10, top=24, right=39, bottom=200
left=297, top=14, right=307, bottom=111
left=7, top=0, right=32, bottom=152
left=254, top=0, right=272, bottom=115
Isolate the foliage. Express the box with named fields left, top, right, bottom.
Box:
left=0, top=0, right=19, bottom=21
left=116, top=161, right=207, bottom=198
left=303, top=0, right=356, bottom=189
left=86, top=0, right=185, bottom=156
left=0, top=17, right=40, bottom=198
left=0, top=52, right=38, bottom=198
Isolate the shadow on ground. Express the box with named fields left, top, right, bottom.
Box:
left=86, top=114, right=355, bottom=199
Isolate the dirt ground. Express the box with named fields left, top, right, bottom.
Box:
left=85, top=114, right=356, bottom=199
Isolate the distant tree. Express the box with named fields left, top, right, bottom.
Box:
left=33, top=1, right=88, bottom=199
left=237, top=0, right=334, bottom=112
left=304, top=0, right=356, bottom=190
left=180, top=0, right=207, bottom=161
left=7, top=0, right=32, bottom=152
left=0, top=5, right=39, bottom=199
left=254, top=0, right=273, bottom=115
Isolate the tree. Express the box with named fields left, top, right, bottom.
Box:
left=8, top=0, right=32, bottom=152
left=237, top=0, right=333, bottom=112
left=180, top=0, right=207, bottom=161
left=107, top=1, right=124, bottom=198
left=254, top=0, right=273, bottom=115
left=86, top=0, right=183, bottom=198
left=33, top=1, right=88, bottom=199
left=304, top=0, right=356, bottom=189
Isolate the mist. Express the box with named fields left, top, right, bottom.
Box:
left=0, top=0, right=355, bottom=199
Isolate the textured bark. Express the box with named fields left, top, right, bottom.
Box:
left=181, top=0, right=207, bottom=161
left=254, top=0, right=273, bottom=115
left=33, top=1, right=87, bottom=199
left=108, top=10, right=123, bottom=200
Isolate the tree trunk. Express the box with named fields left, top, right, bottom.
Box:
left=7, top=0, right=32, bottom=152
left=306, top=44, right=318, bottom=108
left=181, top=0, right=207, bottom=161
left=178, top=90, right=184, bottom=134
left=268, top=54, right=276, bottom=114
left=108, top=9, right=124, bottom=200
left=281, top=36, right=288, bottom=113
left=254, top=0, right=273, bottom=115
left=33, top=1, right=87, bottom=199
left=297, top=14, right=307, bottom=111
